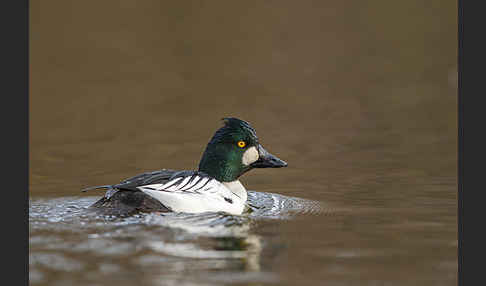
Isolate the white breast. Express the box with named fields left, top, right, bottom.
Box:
left=222, top=180, right=247, bottom=202
left=137, top=175, right=247, bottom=215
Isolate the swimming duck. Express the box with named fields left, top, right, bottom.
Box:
left=82, top=117, right=287, bottom=216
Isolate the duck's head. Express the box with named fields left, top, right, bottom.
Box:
left=198, top=117, right=288, bottom=182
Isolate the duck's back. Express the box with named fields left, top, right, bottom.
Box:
left=88, top=169, right=178, bottom=216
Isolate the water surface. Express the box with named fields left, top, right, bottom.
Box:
left=30, top=0, right=457, bottom=285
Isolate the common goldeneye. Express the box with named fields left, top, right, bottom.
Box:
left=82, top=117, right=287, bottom=216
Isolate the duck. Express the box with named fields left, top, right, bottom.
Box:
left=82, top=117, right=288, bottom=216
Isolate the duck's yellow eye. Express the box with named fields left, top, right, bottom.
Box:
left=237, top=141, right=246, bottom=148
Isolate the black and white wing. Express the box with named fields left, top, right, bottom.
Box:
left=136, top=172, right=245, bottom=215
left=137, top=171, right=217, bottom=194
left=113, top=169, right=179, bottom=191
left=81, top=169, right=178, bottom=193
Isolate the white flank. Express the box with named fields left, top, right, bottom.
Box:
left=242, top=146, right=259, bottom=166
left=137, top=175, right=247, bottom=215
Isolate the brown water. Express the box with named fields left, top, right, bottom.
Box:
left=30, top=1, right=457, bottom=285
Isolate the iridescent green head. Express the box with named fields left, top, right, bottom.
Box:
left=198, top=117, right=288, bottom=182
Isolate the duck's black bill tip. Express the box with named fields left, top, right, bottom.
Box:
left=251, top=146, right=288, bottom=168
left=251, top=157, right=288, bottom=168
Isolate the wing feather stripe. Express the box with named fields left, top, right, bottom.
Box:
left=190, top=178, right=213, bottom=192
left=173, top=176, right=191, bottom=190
left=177, top=174, right=198, bottom=190
left=179, top=176, right=205, bottom=192
left=161, top=177, right=184, bottom=190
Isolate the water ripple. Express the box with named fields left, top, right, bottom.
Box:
left=29, top=191, right=322, bottom=285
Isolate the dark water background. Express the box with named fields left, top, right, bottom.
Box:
left=30, top=1, right=457, bottom=285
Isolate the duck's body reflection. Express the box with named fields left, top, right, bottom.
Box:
left=143, top=211, right=262, bottom=271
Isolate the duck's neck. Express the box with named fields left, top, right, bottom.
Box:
left=198, top=144, right=247, bottom=182
left=222, top=180, right=248, bottom=202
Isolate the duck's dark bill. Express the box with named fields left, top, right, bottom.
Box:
left=250, top=145, right=288, bottom=168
